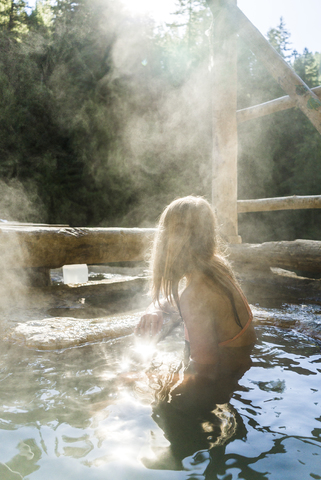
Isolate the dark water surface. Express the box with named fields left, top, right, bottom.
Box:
left=0, top=310, right=320, bottom=480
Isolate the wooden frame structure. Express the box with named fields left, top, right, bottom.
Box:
left=206, top=0, right=321, bottom=242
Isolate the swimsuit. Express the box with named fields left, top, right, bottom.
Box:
left=218, top=279, right=253, bottom=346
left=218, top=314, right=252, bottom=346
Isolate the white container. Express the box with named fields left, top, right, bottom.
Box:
left=63, top=264, right=88, bottom=285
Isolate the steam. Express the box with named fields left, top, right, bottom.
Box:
left=53, top=2, right=211, bottom=228
left=0, top=179, right=44, bottom=223
left=105, top=17, right=213, bottom=226
left=0, top=180, right=44, bottom=314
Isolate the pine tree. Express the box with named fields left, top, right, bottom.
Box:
left=237, top=18, right=321, bottom=241
left=27, top=0, right=53, bottom=31
left=267, top=17, right=292, bottom=60
left=168, top=0, right=210, bottom=49
left=293, top=48, right=320, bottom=88
left=0, top=0, right=28, bottom=35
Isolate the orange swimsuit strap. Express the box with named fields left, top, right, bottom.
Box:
left=218, top=314, right=253, bottom=346
left=218, top=278, right=253, bottom=346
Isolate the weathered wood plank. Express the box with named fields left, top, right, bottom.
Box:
left=0, top=226, right=155, bottom=269
left=237, top=195, right=321, bottom=213
left=237, top=86, right=321, bottom=124
left=2, top=226, right=321, bottom=274
left=229, top=239, right=321, bottom=274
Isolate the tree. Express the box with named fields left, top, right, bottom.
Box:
left=237, top=19, right=321, bottom=242
left=267, top=17, right=292, bottom=60
left=293, top=48, right=320, bottom=87
left=167, top=0, right=211, bottom=51
left=27, top=0, right=53, bottom=31
left=0, top=0, right=137, bottom=226
left=0, top=0, right=28, bottom=35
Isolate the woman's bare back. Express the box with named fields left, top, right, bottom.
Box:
left=180, top=272, right=256, bottom=364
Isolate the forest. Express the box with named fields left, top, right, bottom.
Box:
left=0, top=0, right=321, bottom=243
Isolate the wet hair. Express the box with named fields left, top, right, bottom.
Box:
left=150, top=196, right=241, bottom=325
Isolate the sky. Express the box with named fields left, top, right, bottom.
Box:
left=122, top=0, right=321, bottom=55
left=237, top=0, right=321, bottom=54
left=26, top=0, right=321, bottom=54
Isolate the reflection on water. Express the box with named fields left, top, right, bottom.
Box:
left=0, top=310, right=320, bottom=480
left=142, top=344, right=254, bottom=474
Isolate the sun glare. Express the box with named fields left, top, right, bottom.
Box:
left=133, top=341, right=157, bottom=363
left=120, top=0, right=176, bottom=23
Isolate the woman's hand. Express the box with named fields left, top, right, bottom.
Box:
left=134, top=310, right=164, bottom=338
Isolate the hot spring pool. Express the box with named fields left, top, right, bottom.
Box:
left=0, top=308, right=320, bottom=480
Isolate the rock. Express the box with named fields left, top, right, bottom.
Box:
left=4, top=312, right=141, bottom=350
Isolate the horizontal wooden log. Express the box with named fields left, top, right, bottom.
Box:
left=1, top=226, right=321, bottom=274
left=237, top=195, right=321, bottom=213
left=0, top=226, right=156, bottom=269
left=237, top=86, right=321, bottom=124
left=0, top=222, right=69, bottom=227
left=228, top=239, right=321, bottom=274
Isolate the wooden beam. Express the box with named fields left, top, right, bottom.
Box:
left=0, top=225, right=155, bottom=269
left=229, top=239, right=321, bottom=274
left=237, top=86, right=321, bottom=124
left=2, top=226, right=321, bottom=275
left=219, top=2, right=321, bottom=134
left=237, top=195, right=321, bottom=213
left=208, top=0, right=241, bottom=243
left=0, top=222, right=69, bottom=227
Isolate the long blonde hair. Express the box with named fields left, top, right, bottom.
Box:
left=150, top=196, right=238, bottom=312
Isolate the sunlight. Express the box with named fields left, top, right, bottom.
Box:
left=133, top=340, right=157, bottom=363
left=120, top=0, right=176, bottom=23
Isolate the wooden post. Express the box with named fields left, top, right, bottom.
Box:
left=223, top=3, right=321, bottom=134
left=207, top=0, right=241, bottom=243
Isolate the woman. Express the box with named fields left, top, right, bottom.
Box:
left=135, top=196, right=256, bottom=369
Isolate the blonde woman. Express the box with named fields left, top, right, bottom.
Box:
left=135, top=196, right=256, bottom=370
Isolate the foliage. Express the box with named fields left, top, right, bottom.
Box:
left=0, top=2, right=320, bottom=241
left=0, top=0, right=29, bottom=36
left=0, top=0, right=138, bottom=226
left=267, top=17, right=292, bottom=60
left=237, top=18, right=321, bottom=242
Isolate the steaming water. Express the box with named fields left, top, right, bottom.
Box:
left=0, top=307, right=320, bottom=480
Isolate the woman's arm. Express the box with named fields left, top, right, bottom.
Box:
left=135, top=300, right=181, bottom=339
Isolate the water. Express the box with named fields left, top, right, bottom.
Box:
left=0, top=311, right=320, bottom=480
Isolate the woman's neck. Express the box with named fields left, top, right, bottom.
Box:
left=185, top=270, right=204, bottom=286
